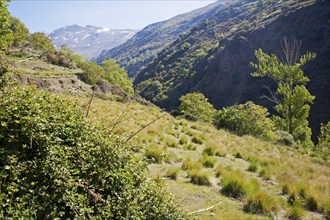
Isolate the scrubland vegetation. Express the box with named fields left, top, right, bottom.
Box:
left=1, top=0, right=329, bottom=219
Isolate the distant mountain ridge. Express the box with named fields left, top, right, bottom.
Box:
left=49, top=25, right=138, bottom=59
left=96, top=0, right=232, bottom=77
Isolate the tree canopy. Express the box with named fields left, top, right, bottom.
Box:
left=251, top=38, right=315, bottom=148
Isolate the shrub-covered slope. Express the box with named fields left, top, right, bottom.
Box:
left=96, top=0, right=231, bottom=78
left=135, top=0, right=330, bottom=139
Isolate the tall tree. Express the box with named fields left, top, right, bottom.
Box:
left=0, top=0, right=13, bottom=49
left=251, top=37, right=315, bottom=148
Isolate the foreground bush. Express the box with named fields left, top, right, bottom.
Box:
left=0, top=84, right=186, bottom=219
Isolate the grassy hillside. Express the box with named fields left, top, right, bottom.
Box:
left=80, top=96, right=329, bottom=219
left=2, top=49, right=329, bottom=218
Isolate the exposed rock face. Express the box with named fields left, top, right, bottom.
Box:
left=134, top=0, right=330, bottom=140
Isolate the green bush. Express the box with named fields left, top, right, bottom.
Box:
left=214, top=101, right=275, bottom=140
left=0, top=85, right=185, bottom=219
left=275, top=130, right=295, bottom=146
left=178, top=92, right=216, bottom=123
left=317, top=121, right=330, bottom=155
left=9, top=16, right=29, bottom=46
left=29, top=32, right=55, bottom=52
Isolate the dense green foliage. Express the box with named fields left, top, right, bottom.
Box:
left=317, top=121, right=330, bottom=155
left=0, top=0, right=12, bottom=49
left=79, top=59, right=134, bottom=95
left=29, top=32, right=55, bottom=52
left=101, top=59, right=134, bottom=95
left=9, top=17, right=29, bottom=46
left=251, top=48, right=315, bottom=148
left=214, top=101, right=275, bottom=140
left=0, top=80, right=185, bottom=219
left=178, top=92, right=216, bottom=123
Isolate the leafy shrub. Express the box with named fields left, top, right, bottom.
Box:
left=317, top=121, right=330, bottom=155
left=275, top=130, right=295, bottom=146
left=201, top=156, right=215, bottom=168
left=9, top=16, right=29, bottom=46
left=243, top=191, right=279, bottom=215
left=189, top=169, right=211, bottom=186
left=214, top=101, right=275, bottom=140
left=29, top=32, right=55, bottom=52
left=101, top=59, right=134, bottom=95
left=0, top=85, right=185, bottom=219
left=178, top=92, right=216, bottom=123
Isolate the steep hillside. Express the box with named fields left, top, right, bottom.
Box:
left=96, top=0, right=232, bottom=77
left=49, top=25, right=138, bottom=59
left=135, top=0, right=330, bottom=138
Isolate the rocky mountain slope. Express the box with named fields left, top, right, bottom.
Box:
left=134, top=0, right=330, bottom=139
left=96, top=0, right=232, bottom=77
left=49, top=25, right=138, bottom=59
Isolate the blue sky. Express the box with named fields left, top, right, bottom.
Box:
left=8, top=1, right=216, bottom=33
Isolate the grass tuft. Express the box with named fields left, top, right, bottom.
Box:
left=285, top=204, right=305, bottom=220
left=203, top=146, right=216, bottom=156
left=221, top=171, right=256, bottom=199
left=201, top=156, right=215, bottom=168
left=189, top=169, right=211, bottom=186
left=165, top=166, right=180, bottom=180
left=191, top=135, right=203, bottom=145
left=247, top=160, right=259, bottom=172
left=144, top=147, right=164, bottom=163
left=243, top=191, right=279, bottom=215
